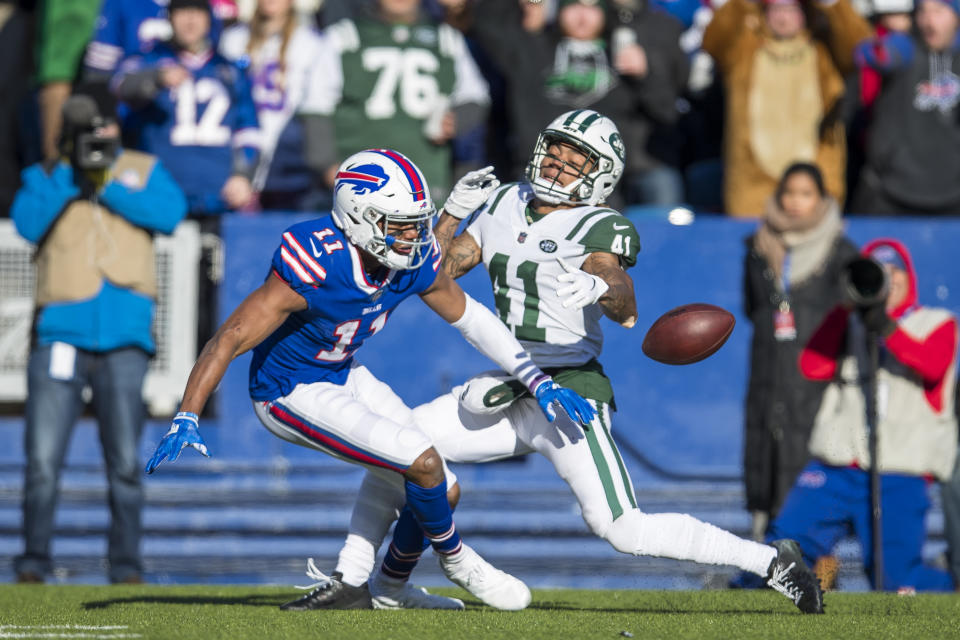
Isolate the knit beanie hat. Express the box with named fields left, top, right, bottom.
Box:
left=169, top=0, right=211, bottom=13
left=559, top=0, right=608, bottom=10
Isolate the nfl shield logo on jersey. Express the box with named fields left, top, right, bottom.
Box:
left=517, top=232, right=527, bottom=243
left=336, top=164, right=390, bottom=195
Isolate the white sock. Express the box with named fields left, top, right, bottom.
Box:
left=334, top=471, right=405, bottom=587
left=609, top=511, right=777, bottom=577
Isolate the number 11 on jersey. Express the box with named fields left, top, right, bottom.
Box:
left=315, top=312, right=388, bottom=361
left=488, top=252, right=546, bottom=342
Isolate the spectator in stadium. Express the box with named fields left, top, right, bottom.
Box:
left=84, top=0, right=177, bottom=86
left=81, top=0, right=236, bottom=127
left=742, top=162, right=858, bottom=543
left=10, top=95, right=186, bottom=584
left=942, top=448, right=960, bottom=587
left=112, top=0, right=260, bottom=216
left=0, top=0, right=34, bottom=215
left=703, top=0, right=871, bottom=216
left=219, top=0, right=338, bottom=211
left=850, top=0, right=960, bottom=215
left=463, top=0, right=689, bottom=205
left=35, top=0, right=100, bottom=162
left=84, top=0, right=237, bottom=81
left=844, top=0, right=913, bottom=204
left=317, top=0, right=490, bottom=202
left=768, top=239, right=958, bottom=591
left=857, top=0, right=914, bottom=109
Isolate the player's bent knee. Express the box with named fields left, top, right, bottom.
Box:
left=601, top=509, right=646, bottom=554
left=601, top=511, right=703, bottom=556
left=405, top=447, right=445, bottom=488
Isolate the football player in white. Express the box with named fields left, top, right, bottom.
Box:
left=318, top=111, right=825, bottom=613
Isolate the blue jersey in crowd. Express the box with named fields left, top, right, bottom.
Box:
left=85, top=0, right=223, bottom=74
left=119, top=43, right=260, bottom=214
left=249, top=216, right=442, bottom=401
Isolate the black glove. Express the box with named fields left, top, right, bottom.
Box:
left=858, top=302, right=897, bottom=337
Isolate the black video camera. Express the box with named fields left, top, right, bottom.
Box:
left=61, top=95, right=120, bottom=171
left=71, top=116, right=120, bottom=171
left=841, top=256, right=890, bottom=307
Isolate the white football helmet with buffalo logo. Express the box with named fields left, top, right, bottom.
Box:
left=331, top=149, right=436, bottom=270
left=525, top=109, right=625, bottom=206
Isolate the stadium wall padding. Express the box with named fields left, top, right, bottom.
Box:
left=209, top=213, right=960, bottom=476
left=1, top=213, right=958, bottom=480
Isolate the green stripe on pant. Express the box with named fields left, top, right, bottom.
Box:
left=583, top=402, right=635, bottom=520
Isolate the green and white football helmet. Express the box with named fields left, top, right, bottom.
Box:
left=525, top=109, right=625, bottom=206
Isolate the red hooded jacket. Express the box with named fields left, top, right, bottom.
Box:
left=799, top=238, right=958, bottom=413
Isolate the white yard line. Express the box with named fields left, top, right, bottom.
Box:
left=0, top=628, right=129, bottom=631
left=0, top=626, right=140, bottom=639
left=0, top=634, right=141, bottom=639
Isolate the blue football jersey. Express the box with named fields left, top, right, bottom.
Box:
left=248, top=216, right=443, bottom=401
left=85, top=0, right=223, bottom=74
left=119, top=44, right=260, bottom=214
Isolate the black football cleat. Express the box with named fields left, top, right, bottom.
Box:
left=766, top=539, right=825, bottom=614
left=280, top=571, right=373, bottom=611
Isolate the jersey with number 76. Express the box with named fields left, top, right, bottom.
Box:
left=325, top=16, right=488, bottom=199
left=465, top=183, right=640, bottom=369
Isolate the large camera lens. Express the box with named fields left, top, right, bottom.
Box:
left=842, top=257, right=890, bottom=307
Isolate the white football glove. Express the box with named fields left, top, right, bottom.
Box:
left=442, top=166, right=500, bottom=219
left=555, top=257, right=609, bottom=310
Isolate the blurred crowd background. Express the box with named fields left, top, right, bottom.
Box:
left=1, top=0, right=960, bottom=220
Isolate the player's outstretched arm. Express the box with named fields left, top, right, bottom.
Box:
left=420, top=270, right=596, bottom=426
left=180, top=274, right=307, bottom=412
left=145, top=275, right=307, bottom=473
left=581, top=252, right=638, bottom=328
left=435, top=166, right=497, bottom=277
left=440, top=228, right=483, bottom=280
left=433, top=211, right=458, bottom=253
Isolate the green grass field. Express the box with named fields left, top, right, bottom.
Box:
left=2, top=586, right=959, bottom=640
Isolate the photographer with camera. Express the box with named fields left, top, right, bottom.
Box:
left=764, top=239, right=957, bottom=591
left=10, top=95, right=186, bottom=584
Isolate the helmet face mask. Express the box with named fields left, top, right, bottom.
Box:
left=525, top=110, right=625, bottom=206
left=331, top=149, right=436, bottom=271
left=362, top=205, right=435, bottom=270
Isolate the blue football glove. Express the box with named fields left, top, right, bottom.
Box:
left=533, top=380, right=597, bottom=427
left=145, top=412, right=210, bottom=474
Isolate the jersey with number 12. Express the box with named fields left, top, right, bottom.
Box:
left=466, top=182, right=640, bottom=368
left=121, top=43, right=259, bottom=213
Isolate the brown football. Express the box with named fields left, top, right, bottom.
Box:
left=642, top=303, right=736, bottom=365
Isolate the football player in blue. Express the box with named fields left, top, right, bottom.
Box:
left=112, top=0, right=259, bottom=215
left=144, top=148, right=597, bottom=611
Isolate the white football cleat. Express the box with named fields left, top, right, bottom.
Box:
left=438, top=544, right=531, bottom=611
left=369, top=571, right=465, bottom=610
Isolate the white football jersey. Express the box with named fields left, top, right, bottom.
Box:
left=466, top=182, right=639, bottom=368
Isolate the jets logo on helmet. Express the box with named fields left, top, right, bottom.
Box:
left=525, top=109, right=625, bottom=206
left=331, top=149, right=436, bottom=271
left=609, top=132, right=625, bottom=164
left=335, top=164, right=390, bottom=195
